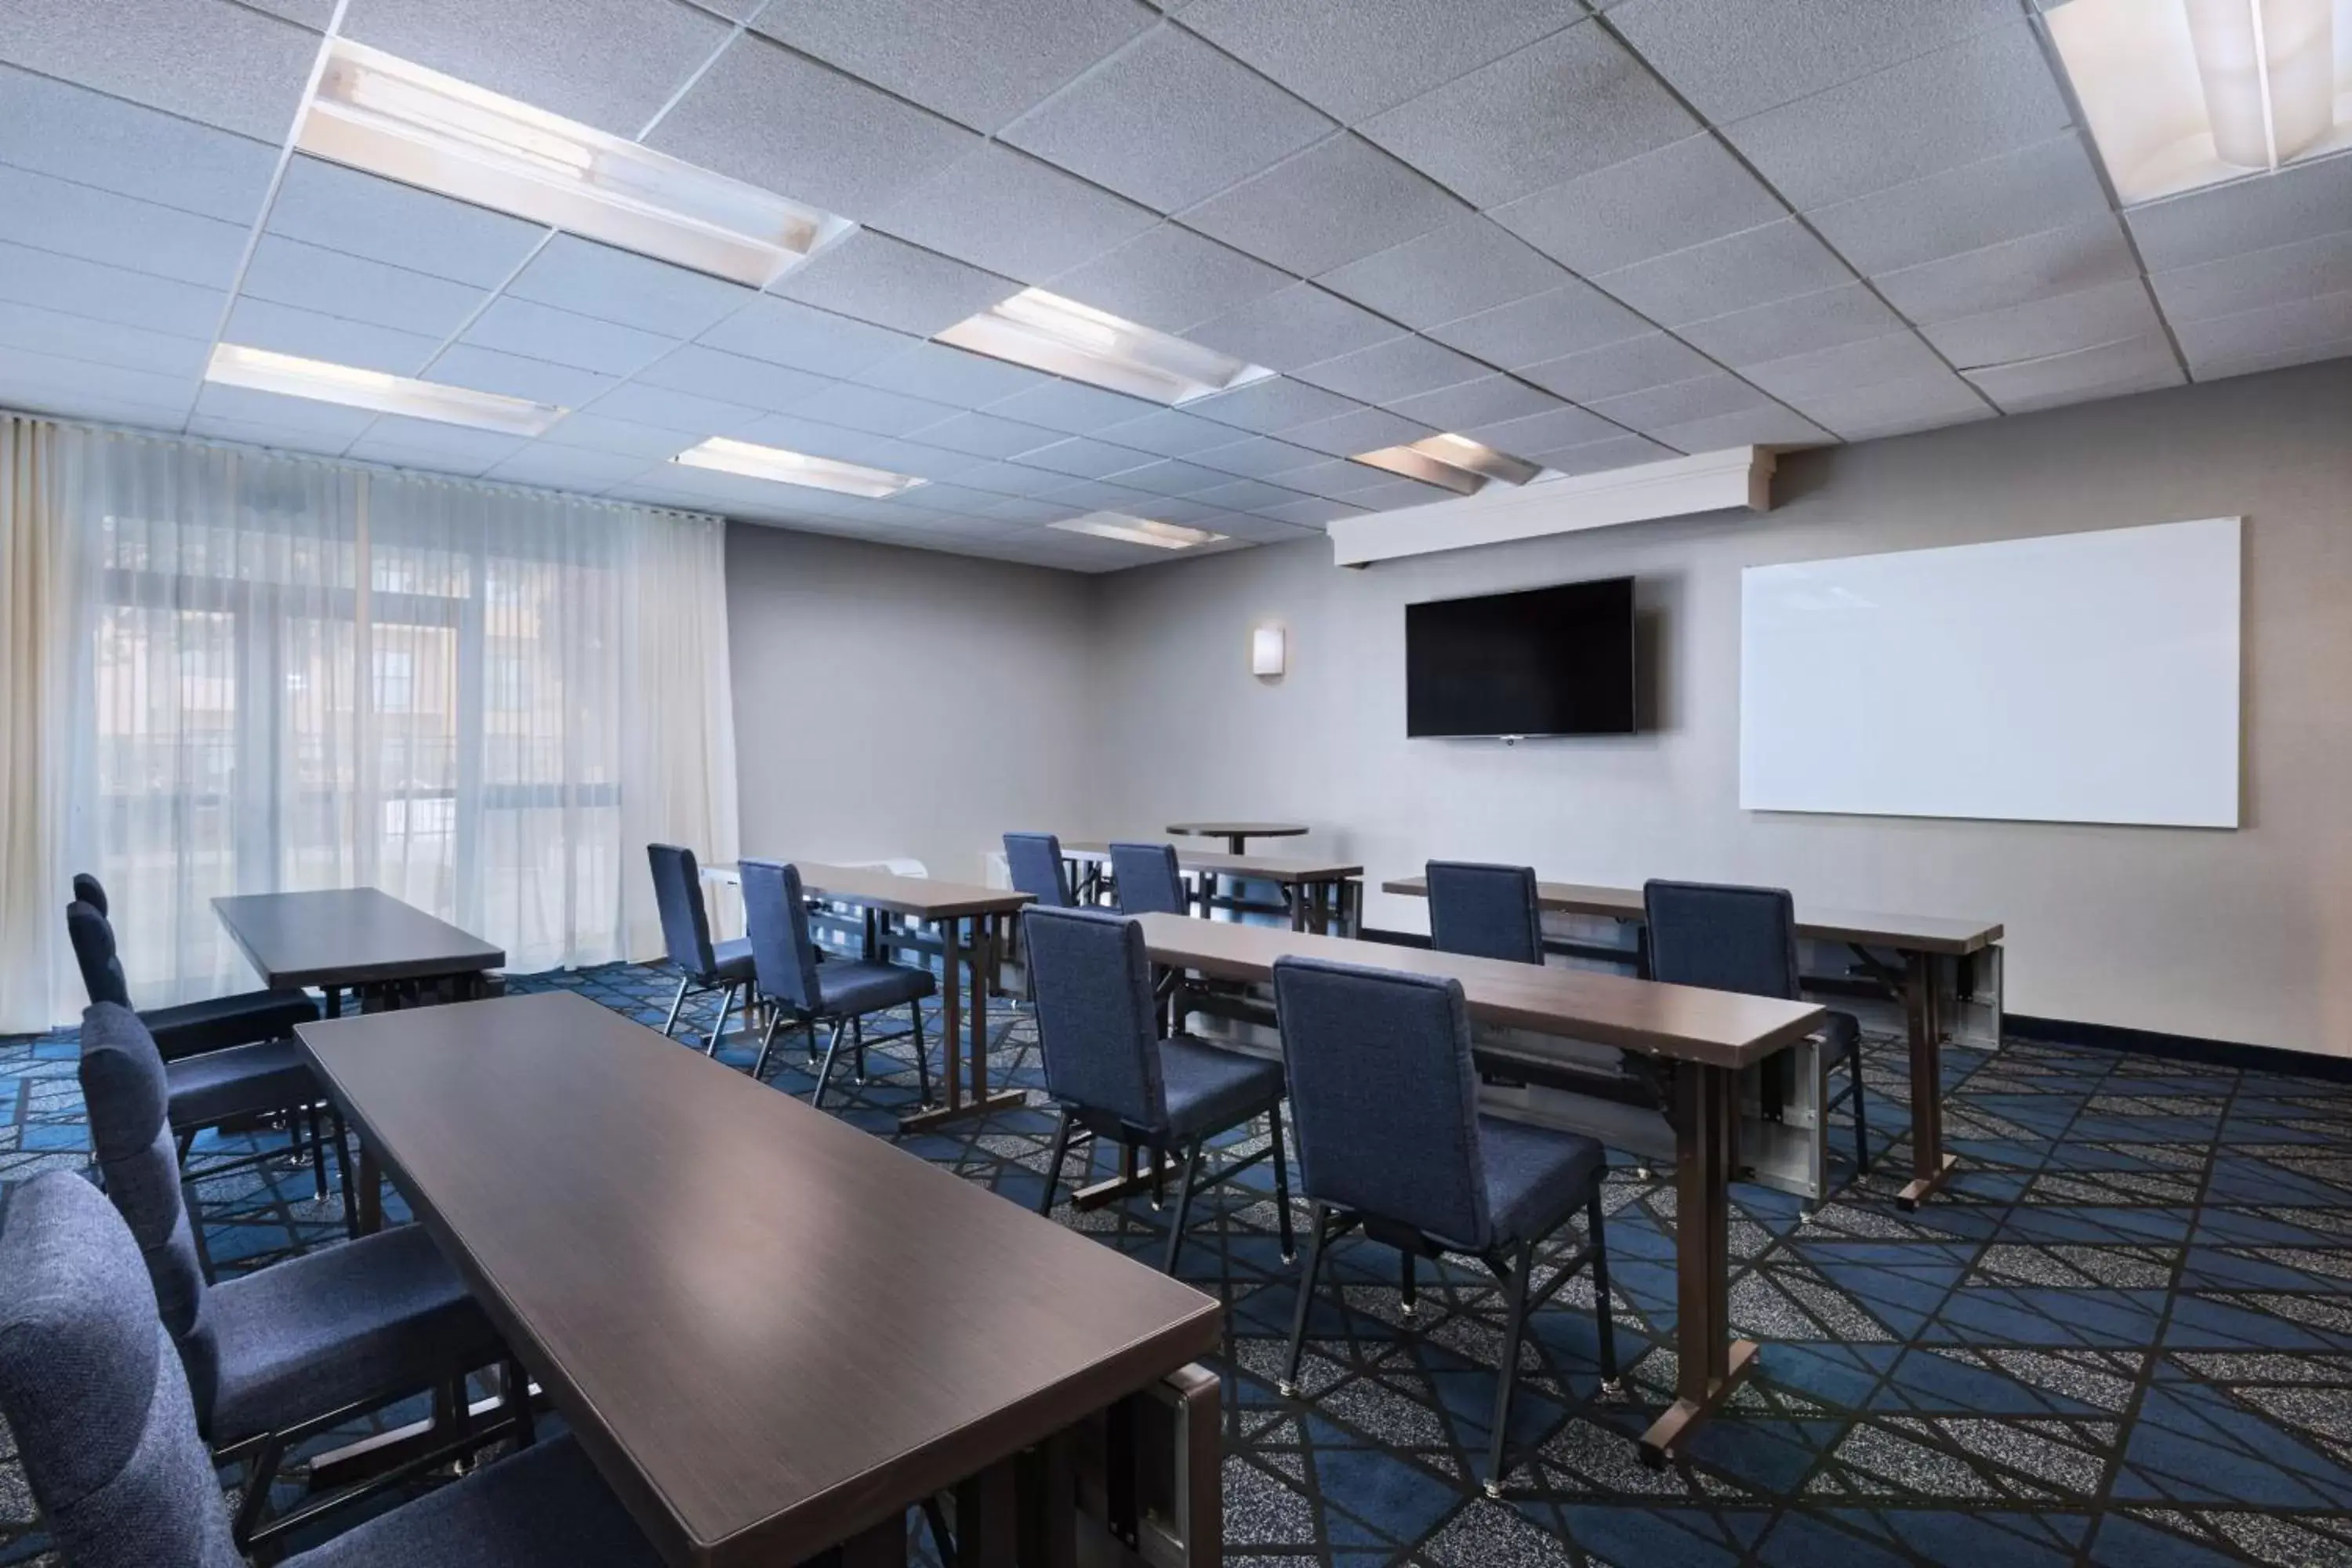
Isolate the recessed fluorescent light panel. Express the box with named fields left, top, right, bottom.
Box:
left=2046, top=0, right=2350, bottom=204
left=299, top=40, right=854, bottom=286
left=205, top=344, right=565, bottom=434
left=1047, top=513, right=1227, bottom=550
left=1352, top=433, right=1541, bottom=496
left=672, top=437, right=925, bottom=499
left=937, top=289, right=1274, bottom=405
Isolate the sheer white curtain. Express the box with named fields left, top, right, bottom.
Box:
left=1, top=418, right=736, bottom=1025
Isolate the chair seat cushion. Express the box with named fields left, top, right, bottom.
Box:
left=815, top=958, right=935, bottom=1018
left=706, top=937, right=757, bottom=985
left=1819, top=1007, right=1861, bottom=1055
left=1478, top=1116, right=1606, bottom=1247
left=164, top=1040, right=318, bottom=1131
left=1158, top=1036, right=1284, bottom=1138
left=291, top=1435, right=662, bottom=1568
left=207, top=1225, right=501, bottom=1445
left=143, top=989, right=319, bottom=1062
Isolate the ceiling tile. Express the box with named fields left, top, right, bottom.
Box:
left=504, top=234, right=754, bottom=339
left=1384, top=374, right=1563, bottom=431
left=1250, top=495, right=1363, bottom=529
left=1185, top=376, right=1360, bottom=434
left=240, top=234, right=488, bottom=339
left=424, top=343, right=617, bottom=408
left=1088, top=406, right=1247, bottom=457
left=1339, top=472, right=1458, bottom=509
left=1098, top=456, right=1234, bottom=496
left=1962, top=333, right=2184, bottom=414
left=348, top=416, right=528, bottom=473
left=2127, top=155, right=2352, bottom=273
left=1647, top=405, right=1833, bottom=452
left=1046, top=224, right=1291, bottom=334
left=1424, top=281, right=1647, bottom=370
left=735, top=412, right=985, bottom=475
left=869, top=143, right=1160, bottom=284
left=891, top=479, right=1035, bottom=517
left=1177, top=0, right=1575, bottom=123
left=1597, top=220, right=1852, bottom=327
left=1359, top=22, right=1696, bottom=209
left=1032, top=475, right=1167, bottom=510
left=1489, top=133, right=1785, bottom=277
left=1317, top=217, right=1570, bottom=331
left=224, top=296, right=441, bottom=375
left=1192, top=477, right=1314, bottom=513
left=539, top=408, right=715, bottom=458
left=0, top=240, right=225, bottom=339
left=1293, top=336, right=1486, bottom=403
left=0, top=299, right=209, bottom=379
left=0, top=64, right=277, bottom=224
left=2172, top=291, right=2352, bottom=371
left=1189, top=434, right=1326, bottom=478
left=2151, top=228, right=2352, bottom=324
left=999, top=25, right=1333, bottom=213
left=1458, top=403, right=1618, bottom=453
left=342, top=0, right=729, bottom=136
left=1806, top=134, right=2112, bottom=278
left=981, top=379, right=1163, bottom=435
left=1610, top=0, right=2017, bottom=125
left=938, top=459, right=1063, bottom=495
left=483, top=445, right=655, bottom=492
left=269, top=157, right=550, bottom=289
left=1280, top=405, right=1439, bottom=456
left=1784, top=368, right=1990, bottom=440
left=1180, top=284, right=1404, bottom=374
left=1722, top=25, right=2072, bottom=211
left=0, top=165, right=248, bottom=288
left=573, top=379, right=766, bottom=436
left=1010, top=436, right=1160, bottom=479
left=2184, top=325, right=2352, bottom=383
left=1181, top=133, right=1465, bottom=276
left=0, top=0, right=316, bottom=142
left=1263, top=456, right=1387, bottom=497
left=1922, top=279, right=2161, bottom=372
left=1672, top=281, right=1900, bottom=366
left=1738, top=329, right=1947, bottom=401
left=462, top=296, right=674, bottom=376
left=775, top=382, right=957, bottom=438
left=634, top=343, right=833, bottom=412
left=906, top=408, right=1064, bottom=458
left=1873, top=216, right=2138, bottom=324
left=855, top=340, right=1054, bottom=407
left=0, top=347, right=197, bottom=423
left=1534, top=433, right=1679, bottom=474
left=695, top=297, right=914, bottom=379
left=753, top=0, right=1156, bottom=134
left=645, top=34, right=981, bottom=217
left=1586, top=370, right=1770, bottom=433
left=770, top=231, right=1020, bottom=336
left=193, top=380, right=379, bottom=438
left=1518, top=331, right=1718, bottom=401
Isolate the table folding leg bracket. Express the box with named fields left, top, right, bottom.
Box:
left=899, top=913, right=1025, bottom=1135
left=1639, top=1058, right=1759, bottom=1467
left=1896, top=949, right=1958, bottom=1210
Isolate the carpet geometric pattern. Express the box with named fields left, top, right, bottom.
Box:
left=4, top=959, right=2351, bottom=1567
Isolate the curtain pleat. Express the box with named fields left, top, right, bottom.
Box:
left=0, top=416, right=71, bottom=1033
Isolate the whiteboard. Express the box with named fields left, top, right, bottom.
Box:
left=1740, top=517, right=2241, bottom=827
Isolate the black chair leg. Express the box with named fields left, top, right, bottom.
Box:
left=751, top=1010, right=782, bottom=1081
left=703, top=982, right=738, bottom=1057
left=307, top=1105, right=328, bottom=1201
left=909, top=1000, right=931, bottom=1106
left=660, top=975, right=692, bottom=1038
left=1268, top=1102, right=1295, bottom=1262
left=1484, top=1238, right=1537, bottom=1499
left=1280, top=1203, right=1331, bottom=1397
left=851, top=1014, right=866, bottom=1083
left=1399, top=1250, right=1418, bottom=1317
left=1849, top=1038, right=1871, bottom=1174
left=1588, top=1187, right=1621, bottom=1391
left=1040, top=1111, right=1073, bottom=1217
left=1163, top=1139, right=1204, bottom=1275
left=330, top=1107, right=357, bottom=1240
left=811, top=1020, right=849, bottom=1110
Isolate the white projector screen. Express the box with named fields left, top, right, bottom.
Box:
left=1740, top=517, right=2241, bottom=827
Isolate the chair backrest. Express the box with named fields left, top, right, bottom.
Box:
left=66, top=899, right=132, bottom=1009
left=646, top=844, right=718, bottom=978
left=1272, top=956, right=1493, bottom=1252
left=1003, top=833, right=1072, bottom=909
left=1642, top=880, right=1802, bottom=1001
left=76, top=1003, right=220, bottom=1432
left=739, top=859, right=823, bottom=1013
left=0, top=1172, right=244, bottom=1568
left=1109, top=841, right=1186, bottom=916
left=1425, top=861, right=1544, bottom=965
left=73, top=871, right=109, bottom=918
left=1022, top=906, right=1166, bottom=1130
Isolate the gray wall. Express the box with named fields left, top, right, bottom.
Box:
left=725, top=525, right=1102, bottom=884
left=1089, top=361, right=2352, bottom=1056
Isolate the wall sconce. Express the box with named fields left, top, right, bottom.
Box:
left=1250, top=623, right=1286, bottom=678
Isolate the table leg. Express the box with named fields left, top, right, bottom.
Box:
left=1288, top=884, right=1308, bottom=932
left=323, top=985, right=341, bottom=1019
left=1897, top=949, right=1957, bottom=1210
left=355, top=1143, right=383, bottom=1236
left=1225, top=833, right=1246, bottom=855
left=898, top=916, right=1026, bottom=1134
left=1639, top=1059, right=1759, bottom=1466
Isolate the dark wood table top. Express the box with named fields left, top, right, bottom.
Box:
left=1166, top=821, right=1308, bottom=838
left=1063, top=842, right=1363, bottom=883
left=708, top=861, right=1032, bottom=921
left=1132, top=913, right=1823, bottom=1070
left=1381, top=877, right=2003, bottom=956
left=297, top=992, right=1220, bottom=1567
left=212, top=888, right=504, bottom=990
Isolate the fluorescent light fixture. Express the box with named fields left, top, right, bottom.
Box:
left=205, top=343, right=564, bottom=434
left=298, top=40, right=854, bottom=286
left=672, top=437, right=924, bottom=499
left=1352, top=433, right=1542, bottom=496
left=2045, top=0, right=2349, bottom=204
left=1047, top=513, right=1226, bottom=550
left=936, top=289, right=1275, bottom=405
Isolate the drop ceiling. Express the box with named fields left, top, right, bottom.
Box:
left=0, top=0, right=2346, bottom=572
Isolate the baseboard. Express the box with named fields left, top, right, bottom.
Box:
left=2002, top=1014, right=2352, bottom=1083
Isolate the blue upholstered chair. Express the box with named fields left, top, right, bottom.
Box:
left=1109, top=841, right=1189, bottom=916
left=76, top=1002, right=515, bottom=1552
left=0, top=1170, right=661, bottom=1568
left=646, top=844, right=757, bottom=1055
left=1271, top=956, right=1617, bottom=1497
left=1025, top=906, right=1291, bottom=1273
left=1644, top=880, right=1868, bottom=1176
left=1425, top=861, right=1545, bottom=965
left=739, top=859, right=935, bottom=1107
left=1003, top=832, right=1074, bottom=908
left=65, top=879, right=319, bottom=1062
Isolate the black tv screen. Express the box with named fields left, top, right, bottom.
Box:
left=1406, top=577, right=1637, bottom=737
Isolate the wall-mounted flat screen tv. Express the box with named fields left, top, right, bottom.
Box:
left=1406, top=576, right=1637, bottom=737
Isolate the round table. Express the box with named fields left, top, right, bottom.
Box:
left=1167, top=821, right=1309, bottom=856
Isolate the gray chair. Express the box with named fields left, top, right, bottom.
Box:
left=1025, top=906, right=1291, bottom=1273
left=64, top=877, right=319, bottom=1062
left=739, top=859, right=935, bottom=1107
left=1644, top=879, right=1868, bottom=1176
left=1425, top=860, right=1544, bottom=965
left=646, top=844, right=757, bottom=1054
left=1109, top=841, right=1189, bottom=916
left=1271, top=955, right=1617, bottom=1497
left=0, top=1169, right=661, bottom=1568
left=1003, top=832, right=1074, bottom=908
left=77, top=1001, right=514, bottom=1553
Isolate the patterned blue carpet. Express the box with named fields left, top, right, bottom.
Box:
left=5, top=962, right=2352, bottom=1567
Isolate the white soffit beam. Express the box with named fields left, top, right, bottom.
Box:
left=1325, top=446, right=1774, bottom=568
